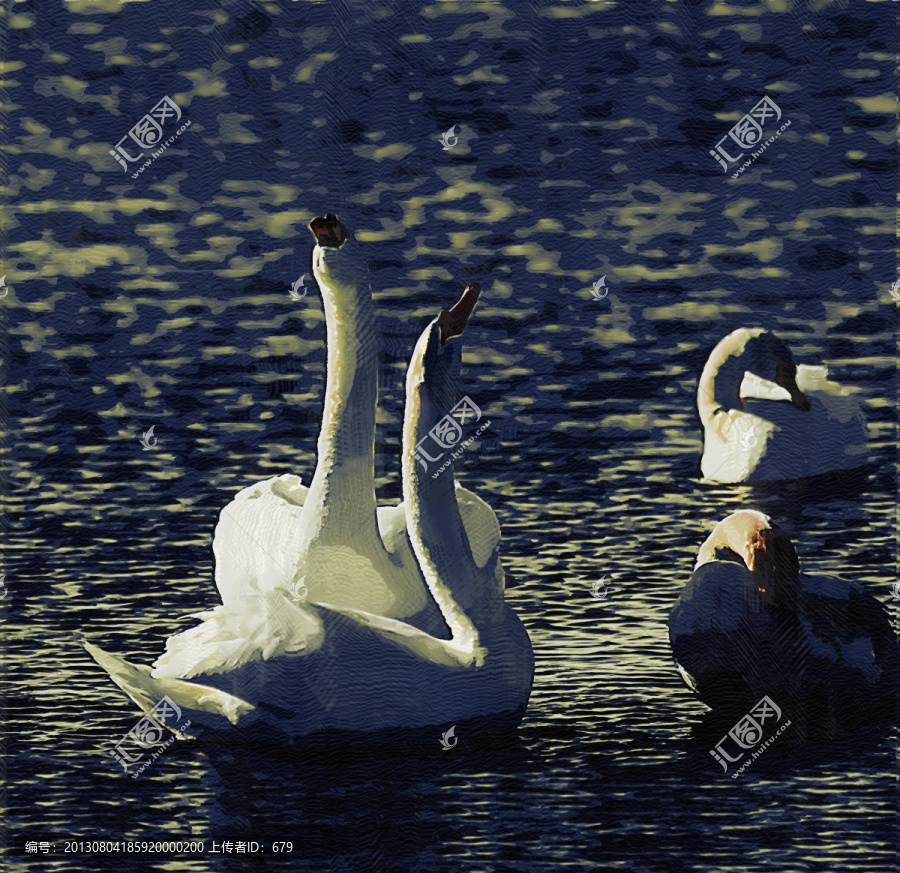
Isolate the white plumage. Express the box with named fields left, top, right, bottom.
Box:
left=698, top=328, right=867, bottom=483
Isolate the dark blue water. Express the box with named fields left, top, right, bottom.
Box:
left=3, top=1, right=898, bottom=870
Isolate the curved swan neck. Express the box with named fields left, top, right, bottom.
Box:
left=303, top=255, right=379, bottom=540
left=698, top=357, right=743, bottom=422
left=403, top=326, right=486, bottom=637
left=698, top=330, right=765, bottom=421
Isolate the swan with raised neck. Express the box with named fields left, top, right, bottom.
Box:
left=314, top=281, right=510, bottom=668
left=200, top=214, right=431, bottom=620
left=287, top=214, right=429, bottom=617
left=81, top=263, right=534, bottom=736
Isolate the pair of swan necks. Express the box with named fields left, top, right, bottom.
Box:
left=83, top=216, right=497, bottom=732
left=305, top=214, right=489, bottom=670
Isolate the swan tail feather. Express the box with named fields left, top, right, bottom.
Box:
left=82, top=640, right=255, bottom=727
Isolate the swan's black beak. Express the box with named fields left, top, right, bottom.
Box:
left=745, top=526, right=800, bottom=604
left=309, top=213, right=350, bottom=248
left=438, top=282, right=481, bottom=346
left=773, top=359, right=811, bottom=411
left=784, top=381, right=811, bottom=411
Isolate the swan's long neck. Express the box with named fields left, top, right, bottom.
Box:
left=402, top=327, right=485, bottom=647
left=698, top=336, right=754, bottom=424
left=302, top=265, right=379, bottom=546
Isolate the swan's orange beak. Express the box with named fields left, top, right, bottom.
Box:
left=438, top=282, right=481, bottom=345
left=309, top=213, right=350, bottom=248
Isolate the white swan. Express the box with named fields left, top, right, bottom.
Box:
left=84, top=214, right=533, bottom=740
left=698, top=328, right=867, bottom=483
left=668, top=510, right=898, bottom=721
left=207, top=214, right=431, bottom=623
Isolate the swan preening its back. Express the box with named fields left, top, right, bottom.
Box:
left=684, top=334, right=892, bottom=731
left=668, top=510, right=898, bottom=723
left=698, top=328, right=867, bottom=483
left=85, top=214, right=534, bottom=742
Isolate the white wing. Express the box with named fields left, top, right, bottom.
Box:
left=212, top=474, right=310, bottom=603
left=214, top=473, right=500, bottom=603
left=151, top=588, right=324, bottom=680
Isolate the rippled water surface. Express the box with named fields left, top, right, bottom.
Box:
left=3, top=0, right=898, bottom=871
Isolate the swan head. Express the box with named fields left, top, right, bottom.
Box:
left=726, top=328, right=811, bottom=411
left=410, top=283, right=482, bottom=414
left=438, top=282, right=481, bottom=346
left=309, top=214, right=363, bottom=304
left=695, top=509, right=800, bottom=606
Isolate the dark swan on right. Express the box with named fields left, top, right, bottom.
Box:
left=668, top=510, right=898, bottom=724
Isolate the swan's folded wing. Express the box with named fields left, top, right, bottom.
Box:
left=799, top=574, right=899, bottom=684
left=743, top=366, right=865, bottom=425
left=376, top=503, right=417, bottom=566
left=151, top=590, right=325, bottom=680
left=212, top=474, right=309, bottom=603
left=455, top=485, right=501, bottom=569
left=796, top=365, right=866, bottom=425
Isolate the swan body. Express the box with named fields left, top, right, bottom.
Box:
left=85, top=215, right=533, bottom=741
left=698, top=328, right=867, bottom=483
left=211, top=473, right=495, bottom=620
left=668, top=510, right=898, bottom=719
